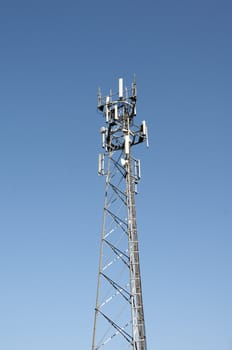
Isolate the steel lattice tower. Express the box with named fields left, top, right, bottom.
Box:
left=92, top=78, right=148, bottom=350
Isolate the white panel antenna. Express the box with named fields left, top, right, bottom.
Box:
left=98, top=153, right=105, bottom=175
left=105, top=96, right=110, bottom=122
left=142, top=120, right=149, bottom=147
left=119, top=78, right=123, bottom=99
left=100, top=127, right=106, bottom=148
left=135, top=159, right=141, bottom=180
left=124, top=134, right=130, bottom=155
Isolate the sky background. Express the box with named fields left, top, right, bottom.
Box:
left=0, top=0, right=231, bottom=349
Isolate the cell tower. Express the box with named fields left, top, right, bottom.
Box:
left=92, top=77, right=148, bottom=350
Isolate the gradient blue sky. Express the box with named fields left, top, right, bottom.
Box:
left=0, top=0, right=231, bottom=349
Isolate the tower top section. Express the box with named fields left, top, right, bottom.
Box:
left=97, top=77, right=148, bottom=153
left=97, top=77, right=137, bottom=123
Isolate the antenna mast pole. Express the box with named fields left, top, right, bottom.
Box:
left=92, top=77, right=148, bottom=350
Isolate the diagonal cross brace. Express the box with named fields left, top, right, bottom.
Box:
left=97, top=309, right=133, bottom=346
left=103, top=239, right=130, bottom=268
left=100, top=272, right=132, bottom=304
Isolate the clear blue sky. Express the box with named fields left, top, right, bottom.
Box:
left=0, top=0, right=231, bottom=349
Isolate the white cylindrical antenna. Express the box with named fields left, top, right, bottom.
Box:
left=98, top=153, right=105, bottom=175
left=125, top=134, right=130, bottom=155
left=114, top=105, right=118, bottom=120
left=119, top=78, right=123, bottom=99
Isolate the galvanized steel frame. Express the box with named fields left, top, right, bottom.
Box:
left=92, top=78, right=148, bottom=350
